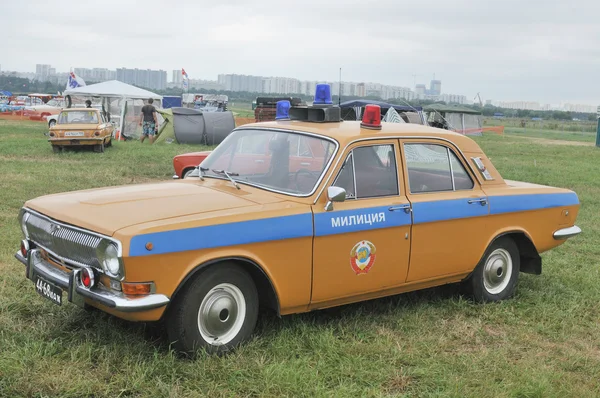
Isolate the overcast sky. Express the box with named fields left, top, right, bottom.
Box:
left=2, top=0, right=599, bottom=105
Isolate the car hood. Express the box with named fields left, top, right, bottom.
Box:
left=24, top=181, right=270, bottom=236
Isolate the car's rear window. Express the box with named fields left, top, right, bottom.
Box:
left=58, top=111, right=98, bottom=124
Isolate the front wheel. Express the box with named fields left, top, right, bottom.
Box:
left=166, top=264, right=259, bottom=356
left=94, top=142, right=105, bottom=153
left=466, top=237, right=520, bottom=302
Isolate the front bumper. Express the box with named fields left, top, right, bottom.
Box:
left=16, top=248, right=170, bottom=312
left=553, top=225, right=582, bottom=240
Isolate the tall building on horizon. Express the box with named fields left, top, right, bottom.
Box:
left=116, top=68, right=167, bottom=90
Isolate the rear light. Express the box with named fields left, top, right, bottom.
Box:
left=49, top=132, right=55, bottom=137
left=361, top=104, right=382, bottom=130
left=94, top=131, right=100, bottom=136
left=20, top=240, right=29, bottom=258
left=122, top=282, right=153, bottom=296
left=80, top=267, right=95, bottom=288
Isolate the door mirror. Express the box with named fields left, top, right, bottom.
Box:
left=325, top=186, right=346, bottom=211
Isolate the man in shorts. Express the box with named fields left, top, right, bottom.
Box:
left=139, top=98, right=158, bottom=143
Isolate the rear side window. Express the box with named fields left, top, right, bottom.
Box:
left=404, top=143, right=473, bottom=193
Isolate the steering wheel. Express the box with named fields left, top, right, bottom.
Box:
left=294, top=169, right=318, bottom=191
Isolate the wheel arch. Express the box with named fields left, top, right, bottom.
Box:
left=166, top=256, right=281, bottom=318
left=470, top=229, right=541, bottom=278
left=181, top=167, right=195, bottom=178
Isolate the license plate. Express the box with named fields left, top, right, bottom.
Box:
left=65, top=131, right=84, bottom=137
left=35, top=275, right=63, bottom=306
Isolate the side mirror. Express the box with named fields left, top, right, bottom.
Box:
left=325, top=186, right=346, bottom=212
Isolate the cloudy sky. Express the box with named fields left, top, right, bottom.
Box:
left=2, top=0, right=599, bottom=105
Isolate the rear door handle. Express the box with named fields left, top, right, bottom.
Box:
left=389, top=204, right=412, bottom=214
left=255, top=159, right=264, bottom=163
left=468, top=198, right=487, bottom=206
left=301, top=162, right=310, bottom=166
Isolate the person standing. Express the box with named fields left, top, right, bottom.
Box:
left=139, top=98, right=158, bottom=144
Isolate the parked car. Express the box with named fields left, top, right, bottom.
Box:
left=16, top=100, right=581, bottom=356
left=172, top=151, right=212, bottom=179
left=48, top=108, right=113, bottom=153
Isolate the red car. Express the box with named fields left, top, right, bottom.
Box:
left=172, top=151, right=212, bottom=179
left=172, top=132, right=330, bottom=180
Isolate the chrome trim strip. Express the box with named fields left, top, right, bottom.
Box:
left=201, top=127, right=340, bottom=199
left=553, top=225, right=581, bottom=240
left=27, top=249, right=169, bottom=312
left=313, top=135, right=481, bottom=204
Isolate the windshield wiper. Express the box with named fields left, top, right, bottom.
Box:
left=211, top=169, right=240, bottom=189
left=198, top=166, right=208, bottom=180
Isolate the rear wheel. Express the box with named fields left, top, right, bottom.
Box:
left=166, top=263, right=259, bottom=356
left=106, top=138, right=112, bottom=147
left=94, top=142, right=105, bottom=153
left=466, top=236, right=520, bottom=302
left=52, top=145, right=62, bottom=154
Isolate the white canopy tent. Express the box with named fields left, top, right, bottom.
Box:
left=63, top=80, right=163, bottom=139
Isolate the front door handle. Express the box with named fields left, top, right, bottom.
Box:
left=300, top=162, right=310, bottom=166
left=255, top=159, right=264, bottom=163
left=468, top=198, right=487, bottom=206
left=389, top=204, right=412, bottom=214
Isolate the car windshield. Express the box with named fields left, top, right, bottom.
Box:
left=198, top=129, right=337, bottom=195
left=57, top=110, right=98, bottom=124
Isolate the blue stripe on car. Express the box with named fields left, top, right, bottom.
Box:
left=129, top=213, right=313, bottom=257
left=488, top=192, right=579, bottom=215
left=127, top=192, right=578, bottom=256
left=314, top=205, right=412, bottom=237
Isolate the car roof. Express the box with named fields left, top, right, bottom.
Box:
left=241, top=120, right=483, bottom=152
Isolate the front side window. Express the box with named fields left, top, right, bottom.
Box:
left=404, top=143, right=473, bottom=193
left=199, top=129, right=336, bottom=195
left=333, top=144, right=399, bottom=199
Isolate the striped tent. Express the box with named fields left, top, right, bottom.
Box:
left=382, top=107, right=405, bottom=123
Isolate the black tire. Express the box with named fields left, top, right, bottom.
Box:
left=166, top=263, right=259, bottom=356
left=106, top=138, right=112, bottom=147
left=466, top=236, right=520, bottom=302
left=52, top=145, right=61, bottom=154
left=94, top=142, right=104, bottom=153
left=183, top=168, right=195, bottom=179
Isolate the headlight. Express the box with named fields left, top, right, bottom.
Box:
left=102, top=244, right=120, bottom=276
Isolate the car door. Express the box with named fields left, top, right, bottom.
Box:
left=311, top=140, right=412, bottom=304
left=399, top=139, right=490, bottom=282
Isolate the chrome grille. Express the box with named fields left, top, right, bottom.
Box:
left=26, top=212, right=102, bottom=269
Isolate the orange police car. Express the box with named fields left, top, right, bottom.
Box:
left=15, top=85, right=581, bottom=356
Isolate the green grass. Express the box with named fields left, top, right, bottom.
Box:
left=2, top=120, right=600, bottom=397
left=502, top=127, right=596, bottom=143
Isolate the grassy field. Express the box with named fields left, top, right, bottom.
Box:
left=1, top=120, right=600, bottom=397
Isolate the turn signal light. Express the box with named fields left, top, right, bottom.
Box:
left=20, top=240, right=29, bottom=258
left=81, top=267, right=95, bottom=288
left=361, top=104, right=382, bottom=130
left=122, top=282, right=153, bottom=296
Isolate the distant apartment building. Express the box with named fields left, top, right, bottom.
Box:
left=35, top=64, right=51, bottom=80
left=439, top=93, right=467, bottom=105
left=116, top=68, right=167, bottom=90
left=74, top=68, right=116, bottom=82
left=218, top=74, right=263, bottom=93
left=172, top=70, right=183, bottom=85
left=168, top=79, right=224, bottom=91
left=563, top=103, right=596, bottom=113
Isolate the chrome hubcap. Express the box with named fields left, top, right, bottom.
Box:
left=197, top=283, right=246, bottom=346
left=483, top=248, right=513, bottom=295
